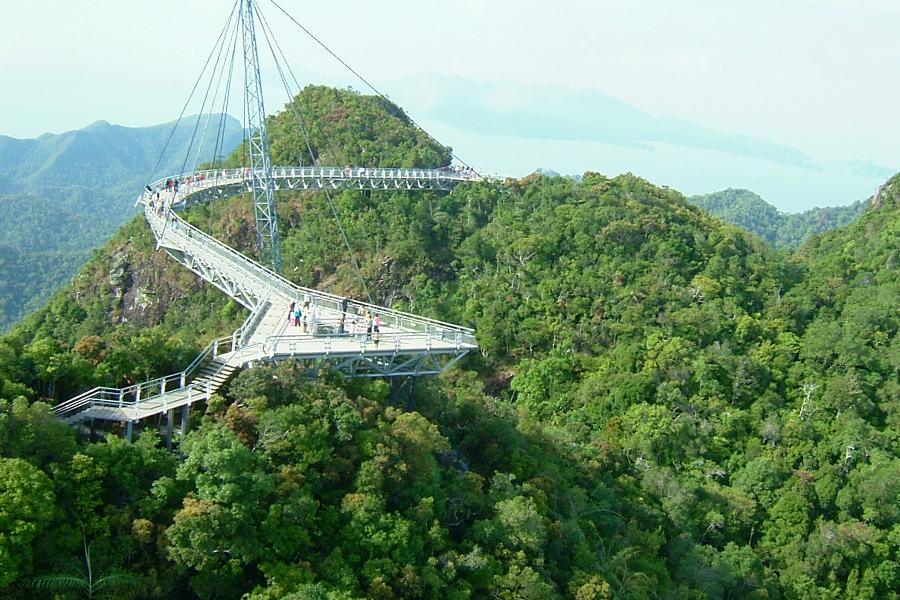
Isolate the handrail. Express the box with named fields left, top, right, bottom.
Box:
left=238, top=296, right=270, bottom=345
left=139, top=165, right=481, bottom=198
left=182, top=340, right=217, bottom=379
left=136, top=166, right=482, bottom=212
left=54, top=331, right=239, bottom=419
left=262, top=330, right=473, bottom=356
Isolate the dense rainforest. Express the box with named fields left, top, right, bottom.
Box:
left=689, top=188, right=869, bottom=250
left=0, top=86, right=897, bottom=599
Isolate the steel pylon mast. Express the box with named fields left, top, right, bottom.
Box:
left=240, top=0, right=282, bottom=273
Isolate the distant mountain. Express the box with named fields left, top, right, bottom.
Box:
left=689, top=187, right=872, bottom=249
left=390, top=75, right=896, bottom=211
left=0, top=115, right=243, bottom=330
left=0, top=115, right=243, bottom=212
left=395, top=76, right=815, bottom=169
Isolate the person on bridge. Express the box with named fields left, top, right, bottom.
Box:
left=288, top=300, right=296, bottom=324
left=293, top=304, right=302, bottom=327
left=373, top=314, right=381, bottom=333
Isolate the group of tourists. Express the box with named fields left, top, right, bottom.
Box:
left=288, top=295, right=382, bottom=345
left=342, top=165, right=373, bottom=178
left=143, top=171, right=216, bottom=212
left=145, top=185, right=169, bottom=214
left=338, top=164, right=478, bottom=179
left=287, top=297, right=311, bottom=333
left=165, top=178, right=181, bottom=194
left=440, top=164, right=478, bottom=178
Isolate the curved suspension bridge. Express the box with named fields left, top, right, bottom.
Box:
left=54, top=167, right=480, bottom=437
left=51, top=0, right=484, bottom=443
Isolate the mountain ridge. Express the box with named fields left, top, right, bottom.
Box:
left=0, top=113, right=242, bottom=193
left=0, top=114, right=243, bottom=331
left=689, top=186, right=873, bottom=248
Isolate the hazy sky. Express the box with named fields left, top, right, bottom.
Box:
left=1, top=0, right=897, bottom=209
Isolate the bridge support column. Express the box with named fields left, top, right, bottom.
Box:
left=125, top=420, right=133, bottom=442
left=390, top=376, right=416, bottom=411
left=180, top=405, right=190, bottom=439
left=165, top=409, right=175, bottom=450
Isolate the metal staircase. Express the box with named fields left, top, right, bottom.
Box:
left=189, top=358, right=238, bottom=399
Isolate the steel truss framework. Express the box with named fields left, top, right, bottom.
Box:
left=241, top=0, right=282, bottom=273
left=168, top=247, right=260, bottom=310
left=248, top=346, right=469, bottom=379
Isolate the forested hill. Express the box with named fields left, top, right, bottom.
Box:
left=0, top=87, right=897, bottom=599
left=689, top=187, right=870, bottom=249
left=0, top=116, right=243, bottom=331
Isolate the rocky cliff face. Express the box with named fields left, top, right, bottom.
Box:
left=869, top=172, right=899, bottom=210
left=99, top=242, right=201, bottom=327
left=50, top=215, right=215, bottom=341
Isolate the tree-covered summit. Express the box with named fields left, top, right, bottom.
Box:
left=224, top=85, right=451, bottom=169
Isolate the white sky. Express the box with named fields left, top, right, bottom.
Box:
left=0, top=0, right=897, bottom=205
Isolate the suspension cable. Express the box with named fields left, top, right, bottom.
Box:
left=144, top=0, right=240, bottom=190
left=255, top=2, right=374, bottom=303
left=190, top=15, right=241, bottom=173
left=178, top=6, right=240, bottom=180
left=255, top=6, right=354, bottom=169
left=212, top=25, right=240, bottom=171
left=265, top=0, right=478, bottom=173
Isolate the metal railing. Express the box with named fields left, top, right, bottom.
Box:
left=261, top=330, right=467, bottom=358
left=238, top=296, right=271, bottom=345
left=141, top=165, right=481, bottom=193
left=137, top=165, right=482, bottom=210
left=55, top=379, right=214, bottom=423
left=53, top=330, right=242, bottom=421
